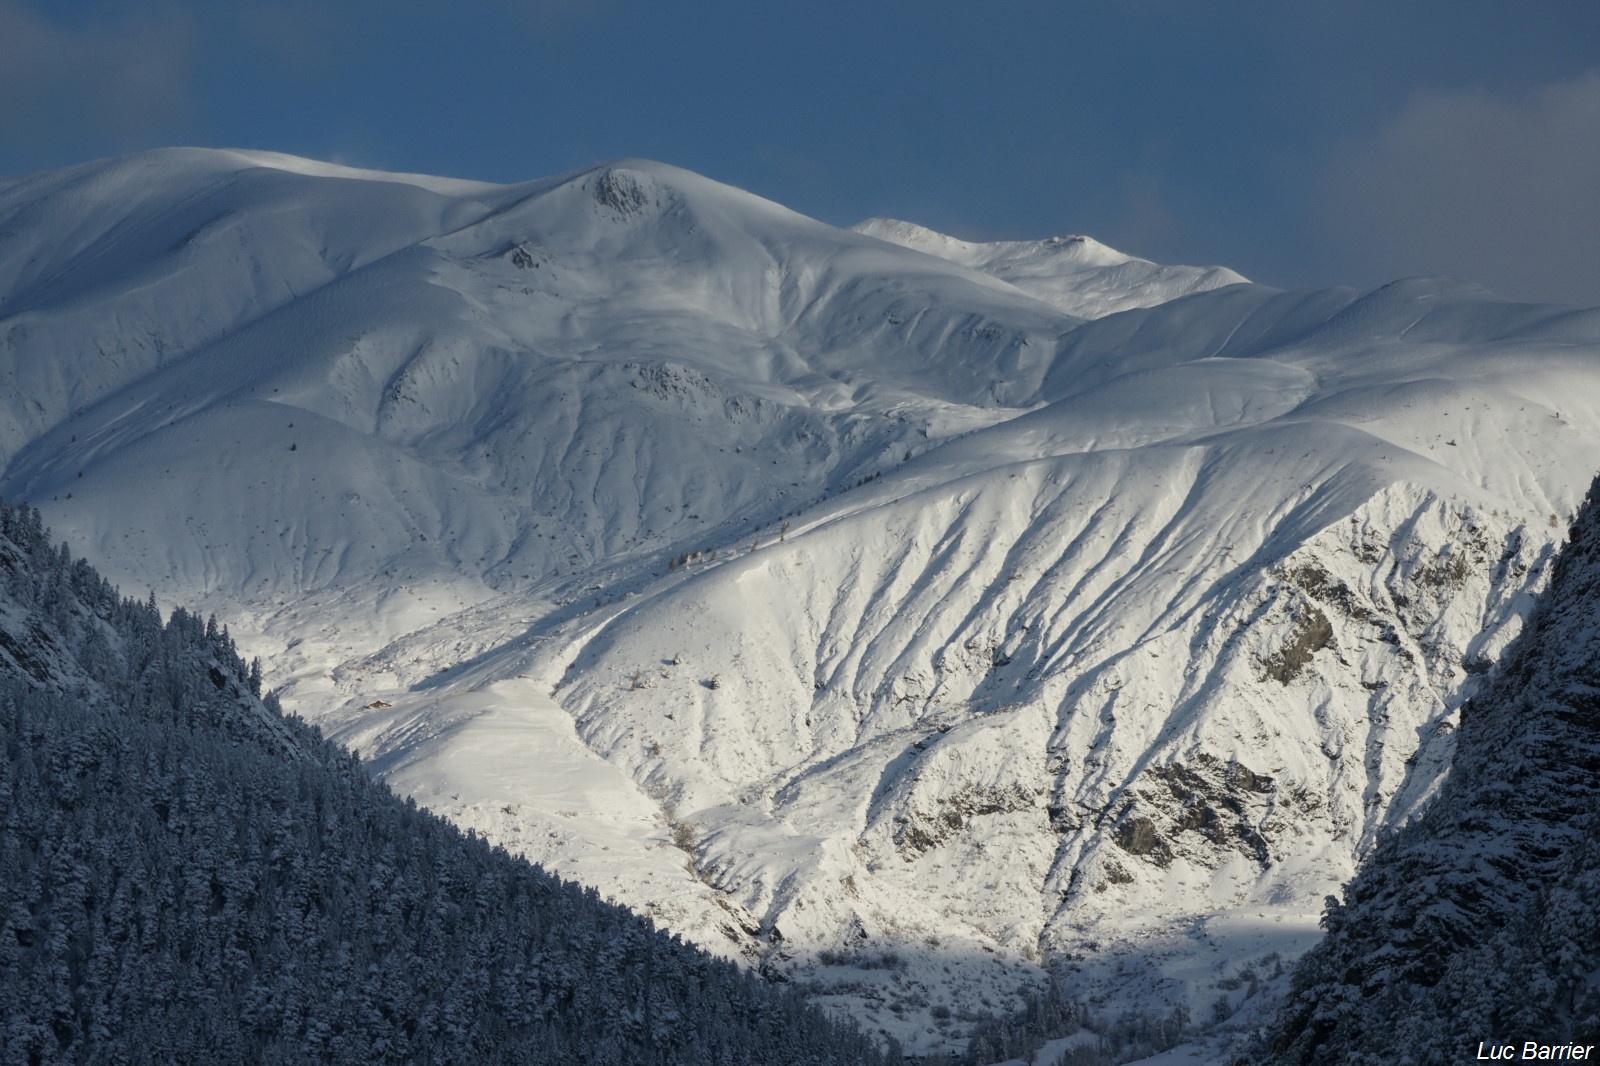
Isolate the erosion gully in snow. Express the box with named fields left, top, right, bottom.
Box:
left=3, top=148, right=1598, bottom=1057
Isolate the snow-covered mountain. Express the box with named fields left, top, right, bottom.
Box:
left=4, top=148, right=1599, bottom=1054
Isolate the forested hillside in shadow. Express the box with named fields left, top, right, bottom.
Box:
left=0, top=498, right=891, bottom=1065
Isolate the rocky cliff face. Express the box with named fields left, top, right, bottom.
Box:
left=1261, top=474, right=1600, bottom=1063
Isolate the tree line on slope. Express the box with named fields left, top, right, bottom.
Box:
left=898, top=972, right=1189, bottom=1066
left=0, top=498, right=893, bottom=1066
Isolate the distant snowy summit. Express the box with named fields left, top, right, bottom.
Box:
left=851, top=217, right=1246, bottom=318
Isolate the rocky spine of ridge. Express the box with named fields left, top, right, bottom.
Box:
left=1259, top=474, right=1600, bottom=1064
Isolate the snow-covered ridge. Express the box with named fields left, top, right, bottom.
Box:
left=3, top=148, right=1599, bottom=1053
left=852, top=216, right=1247, bottom=319
left=210, top=147, right=507, bottom=195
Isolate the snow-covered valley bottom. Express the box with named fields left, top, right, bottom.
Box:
left=4, top=148, right=1599, bottom=1058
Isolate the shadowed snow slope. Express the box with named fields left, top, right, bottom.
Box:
left=3, top=148, right=1600, bottom=1052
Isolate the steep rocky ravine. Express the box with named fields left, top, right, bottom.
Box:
left=1260, top=473, right=1600, bottom=1063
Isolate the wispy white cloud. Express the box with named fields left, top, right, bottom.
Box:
left=0, top=2, right=196, bottom=163
left=1320, top=69, right=1600, bottom=306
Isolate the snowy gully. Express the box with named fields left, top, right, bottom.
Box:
left=1476, top=1043, right=1596, bottom=1060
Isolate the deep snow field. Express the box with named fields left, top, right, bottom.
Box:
left=4, top=148, right=1599, bottom=1057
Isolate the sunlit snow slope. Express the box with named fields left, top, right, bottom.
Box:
left=4, top=148, right=1600, bottom=1053
left=851, top=217, right=1246, bottom=319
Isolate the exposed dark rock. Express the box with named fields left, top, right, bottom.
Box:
left=1263, top=602, right=1333, bottom=684
left=895, top=783, right=1039, bottom=854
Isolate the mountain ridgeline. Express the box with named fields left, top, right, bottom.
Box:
left=0, top=498, right=890, bottom=1065
left=1259, top=474, right=1600, bottom=1063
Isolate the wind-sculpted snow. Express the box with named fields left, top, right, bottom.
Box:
left=3, top=148, right=1599, bottom=1054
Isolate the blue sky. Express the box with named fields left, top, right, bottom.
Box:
left=2, top=0, right=1597, bottom=304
